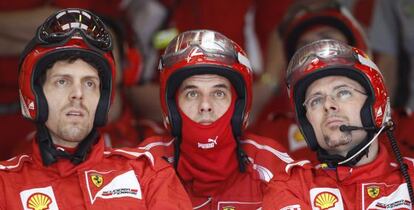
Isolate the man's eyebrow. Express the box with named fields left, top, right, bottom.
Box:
left=213, top=83, right=230, bottom=89
left=307, top=84, right=352, bottom=97
left=83, top=75, right=100, bottom=81
left=48, top=73, right=68, bottom=78
left=307, top=91, right=323, bottom=98
left=181, top=85, right=198, bottom=91
left=48, top=74, right=99, bottom=79
left=333, top=84, right=350, bottom=90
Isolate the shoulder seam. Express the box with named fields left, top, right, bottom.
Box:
left=138, top=138, right=175, bottom=151
left=403, top=157, right=414, bottom=167
left=104, top=149, right=155, bottom=166
left=285, top=160, right=311, bottom=174
left=0, top=155, right=31, bottom=170
left=240, top=139, right=294, bottom=163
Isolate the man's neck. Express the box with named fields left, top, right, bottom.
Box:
left=50, top=132, right=81, bottom=149
left=354, top=139, right=379, bottom=166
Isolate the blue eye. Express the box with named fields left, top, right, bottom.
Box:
left=309, top=96, right=323, bottom=108
left=186, top=91, right=198, bottom=98
left=336, top=89, right=352, bottom=100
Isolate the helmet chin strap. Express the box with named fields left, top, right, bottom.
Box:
left=36, top=124, right=99, bottom=166
left=316, top=126, right=385, bottom=168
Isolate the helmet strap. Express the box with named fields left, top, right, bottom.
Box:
left=235, top=135, right=248, bottom=172
left=36, top=124, right=99, bottom=166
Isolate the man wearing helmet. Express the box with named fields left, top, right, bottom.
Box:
left=262, top=39, right=414, bottom=209
left=138, top=29, right=298, bottom=209
left=0, top=8, right=191, bottom=209
left=251, top=0, right=370, bottom=162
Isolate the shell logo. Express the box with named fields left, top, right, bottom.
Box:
left=293, top=129, right=304, bottom=142
left=27, top=193, right=52, bottom=210
left=314, top=192, right=338, bottom=209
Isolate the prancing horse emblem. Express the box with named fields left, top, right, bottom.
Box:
left=91, top=174, right=104, bottom=188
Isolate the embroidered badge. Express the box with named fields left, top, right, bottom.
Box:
left=27, top=193, right=52, bottom=210
left=198, top=136, right=218, bottom=149
left=310, top=188, right=344, bottom=210
left=367, top=186, right=380, bottom=198
left=314, top=192, right=338, bottom=209
left=20, top=186, right=59, bottom=210
left=91, top=174, right=104, bottom=188
left=85, top=170, right=142, bottom=204
left=366, top=183, right=411, bottom=209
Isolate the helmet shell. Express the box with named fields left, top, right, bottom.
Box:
left=286, top=39, right=389, bottom=150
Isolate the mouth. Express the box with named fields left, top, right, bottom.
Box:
left=66, top=109, right=85, bottom=118
left=324, top=117, right=346, bottom=128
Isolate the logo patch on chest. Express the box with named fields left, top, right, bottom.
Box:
left=85, top=170, right=142, bottom=204
left=367, top=185, right=380, bottom=198
left=20, top=186, right=59, bottom=210
left=198, top=136, right=218, bottom=149
left=90, top=174, right=104, bottom=188
left=310, top=188, right=344, bottom=210
left=364, top=183, right=411, bottom=209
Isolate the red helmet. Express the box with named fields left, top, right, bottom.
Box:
left=19, top=8, right=116, bottom=127
left=159, top=30, right=253, bottom=137
left=280, top=0, right=368, bottom=60
left=286, top=39, right=390, bottom=150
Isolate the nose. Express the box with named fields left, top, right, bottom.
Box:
left=69, top=83, right=83, bottom=101
left=323, top=95, right=338, bottom=112
left=199, top=95, right=212, bottom=113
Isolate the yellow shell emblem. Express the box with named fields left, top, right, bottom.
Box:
left=293, top=129, right=304, bottom=142
left=222, top=206, right=235, bottom=210
left=367, top=186, right=380, bottom=198
left=314, top=192, right=338, bottom=209
left=27, top=193, right=51, bottom=210
left=91, top=174, right=104, bottom=188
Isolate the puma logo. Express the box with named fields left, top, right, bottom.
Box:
left=197, top=136, right=218, bottom=149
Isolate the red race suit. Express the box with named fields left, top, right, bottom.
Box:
left=138, top=132, right=308, bottom=210
left=263, top=143, right=414, bottom=210
left=0, top=136, right=192, bottom=209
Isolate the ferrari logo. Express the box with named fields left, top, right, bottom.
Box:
left=222, top=206, right=235, bottom=210
left=91, top=174, right=104, bottom=188
left=367, top=186, right=380, bottom=198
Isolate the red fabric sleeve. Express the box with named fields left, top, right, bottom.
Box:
left=262, top=168, right=311, bottom=210
left=141, top=158, right=192, bottom=209
left=0, top=176, right=5, bottom=209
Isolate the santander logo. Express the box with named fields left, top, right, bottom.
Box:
left=197, top=136, right=218, bottom=149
